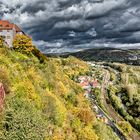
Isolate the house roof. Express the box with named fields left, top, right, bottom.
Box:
left=92, top=80, right=99, bottom=87
left=80, top=81, right=89, bottom=87
left=0, top=20, right=23, bottom=33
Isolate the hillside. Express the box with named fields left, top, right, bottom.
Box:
left=0, top=46, right=120, bottom=140
left=52, top=48, right=140, bottom=65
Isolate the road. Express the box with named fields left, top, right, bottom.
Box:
left=89, top=94, right=127, bottom=140
left=101, top=70, right=122, bottom=122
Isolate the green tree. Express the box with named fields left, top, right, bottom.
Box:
left=118, top=121, right=132, bottom=135
left=78, top=126, right=98, bottom=140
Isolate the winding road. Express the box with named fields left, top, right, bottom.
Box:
left=89, top=93, right=127, bottom=140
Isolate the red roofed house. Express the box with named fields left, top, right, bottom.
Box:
left=80, top=81, right=89, bottom=87
left=92, top=79, right=99, bottom=88
left=0, top=20, right=24, bottom=47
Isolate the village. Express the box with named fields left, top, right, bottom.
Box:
left=77, top=63, right=109, bottom=125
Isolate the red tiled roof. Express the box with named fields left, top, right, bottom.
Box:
left=0, top=20, right=23, bottom=33
left=14, top=24, right=23, bottom=32
left=92, top=81, right=99, bottom=87
left=80, top=82, right=89, bottom=87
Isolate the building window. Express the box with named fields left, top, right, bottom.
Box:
left=6, top=25, right=9, bottom=27
left=7, top=36, right=11, bottom=39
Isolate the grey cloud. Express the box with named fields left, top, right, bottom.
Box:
left=0, top=0, right=140, bottom=53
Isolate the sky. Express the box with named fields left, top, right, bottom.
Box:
left=0, top=0, right=140, bottom=54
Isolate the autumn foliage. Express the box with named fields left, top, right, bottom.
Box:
left=13, top=34, right=35, bottom=54
left=0, top=43, right=120, bottom=139
left=13, top=34, right=47, bottom=62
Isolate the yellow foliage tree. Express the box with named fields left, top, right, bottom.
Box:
left=13, top=34, right=35, bottom=54
left=78, top=108, right=95, bottom=125
left=13, top=34, right=47, bottom=62
left=118, top=121, right=132, bottom=135
left=44, top=90, right=67, bottom=126
left=78, top=126, right=98, bottom=140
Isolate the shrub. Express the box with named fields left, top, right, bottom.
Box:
left=0, top=96, right=47, bottom=140
left=32, top=48, right=48, bottom=63
left=65, top=92, right=77, bottom=106
left=71, top=118, right=82, bottom=131
left=43, top=91, right=67, bottom=126
left=78, top=126, right=98, bottom=140
left=0, top=68, right=10, bottom=93
left=77, top=108, right=95, bottom=125
left=118, top=121, right=132, bottom=135
left=93, top=122, right=119, bottom=140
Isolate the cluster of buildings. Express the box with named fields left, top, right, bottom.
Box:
left=79, top=76, right=100, bottom=88
left=0, top=20, right=24, bottom=47
left=78, top=76, right=100, bottom=98
left=78, top=75, right=109, bottom=124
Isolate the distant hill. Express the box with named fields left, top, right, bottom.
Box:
left=48, top=48, right=140, bottom=65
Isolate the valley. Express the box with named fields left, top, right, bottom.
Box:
left=42, top=46, right=140, bottom=140
left=77, top=61, right=140, bottom=140
left=0, top=45, right=125, bottom=140
left=0, top=35, right=140, bottom=140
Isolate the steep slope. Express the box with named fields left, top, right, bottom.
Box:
left=0, top=47, right=119, bottom=140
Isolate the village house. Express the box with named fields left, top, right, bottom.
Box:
left=93, top=105, right=99, bottom=113
left=91, top=79, right=100, bottom=88
left=0, top=20, right=24, bottom=47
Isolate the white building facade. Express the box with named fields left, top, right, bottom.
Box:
left=0, top=20, right=24, bottom=47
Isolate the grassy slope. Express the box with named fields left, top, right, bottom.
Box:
left=0, top=47, right=118, bottom=140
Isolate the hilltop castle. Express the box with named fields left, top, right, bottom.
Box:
left=0, top=20, right=24, bottom=47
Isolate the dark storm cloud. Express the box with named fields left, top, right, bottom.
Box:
left=0, top=0, right=140, bottom=53
left=21, top=3, right=46, bottom=14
